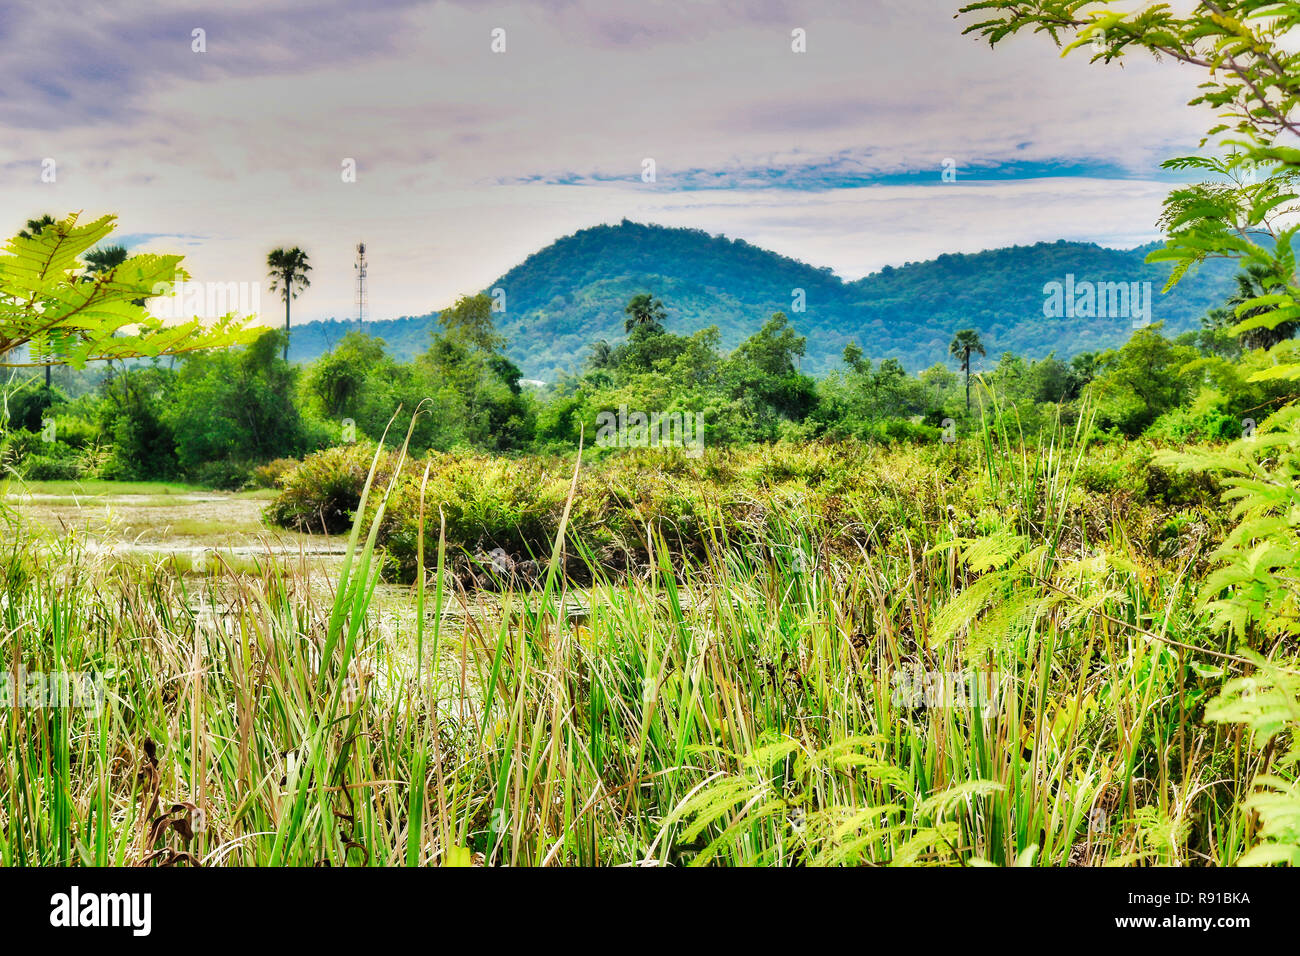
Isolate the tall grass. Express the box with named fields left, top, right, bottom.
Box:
left=0, top=401, right=1291, bottom=866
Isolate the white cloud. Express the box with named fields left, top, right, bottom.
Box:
left=0, top=0, right=1215, bottom=325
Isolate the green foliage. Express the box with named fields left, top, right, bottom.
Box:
left=958, top=1, right=1300, bottom=866
left=959, top=2, right=1300, bottom=380
left=1087, top=324, right=1200, bottom=436
left=438, top=292, right=505, bottom=352
left=286, top=222, right=1240, bottom=379
left=0, top=212, right=254, bottom=368
left=250, top=457, right=300, bottom=489
left=623, top=292, right=667, bottom=333
left=2, top=389, right=1294, bottom=867
left=1161, top=401, right=1300, bottom=864
left=164, top=329, right=327, bottom=478
left=263, top=442, right=397, bottom=534
left=419, top=295, right=534, bottom=451
left=1157, top=404, right=1300, bottom=644
left=98, top=365, right=179, bottom=480
left=2, top=380, right=66, bottom=432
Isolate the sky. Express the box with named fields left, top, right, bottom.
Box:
left=0, top=0, right=1214, bottom=327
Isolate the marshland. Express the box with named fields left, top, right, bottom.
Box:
left=3, top=401, right=1296, bottom=866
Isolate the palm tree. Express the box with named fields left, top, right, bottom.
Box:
left=267, top=247, right=312, bottom=361
left=588, top=338, right=614, bottom=369
left=83, top=244, right=128, bottom=274
left=623, top=293, right=666, bottom=334
left=948, top=328, right=986, bottom=412
left=18, top=214, right=56, bottom=239
left=1228, top=264, right=1296, bottom=351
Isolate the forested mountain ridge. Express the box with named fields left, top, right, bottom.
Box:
left=288, top=220, right=1239, bottom=378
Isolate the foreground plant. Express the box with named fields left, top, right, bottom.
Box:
left=0, top=396, right=1290, bottom=866
left=0, top=212, right=254, bottom=371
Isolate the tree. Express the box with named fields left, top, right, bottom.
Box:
left=99, top=365, right=180, bottom=480
left=948, top=328, right=986, bottom=412
left=1227, top=265, right=1296, bottom=351
left=958, top=2, right=1300, bottom=380
left=1088, top=324, right=1197, bottom=437
left=17, top=215, right=55, bottom=239
left=623, top=293, right=667, bottom=333
left=920, top=362, right=958, bottom=397
left=83, top=244, right=128, bottom=274
left=0, top=212, right=253, bottom=376
left=1176, top=308, right=1242, bottom=361
left=421, top=293, right=533, bottom=450
left=587, top=338, right=614, bottom=370
left=842, top=342, right=869, bottom=375
left=722, top=312, right=817, bottom=437
left=301, top=331, right=392, bottom=421
left=438, top=293, right=505, bottom=352
left=1028, top=353, right=1074, bottom=404
left=164, top=329, right=321, bottom=479
left=267, top=247, right=312, bottom=361
left=847, top=356, right=930, bottom=424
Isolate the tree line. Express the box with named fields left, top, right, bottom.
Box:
left=7, top=273, right=1293, bottom=487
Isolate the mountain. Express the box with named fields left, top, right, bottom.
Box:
left=287, top=220, right=1240, bottom=379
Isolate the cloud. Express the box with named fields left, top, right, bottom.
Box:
left=0, top=0, right=1219, bottom=326
left=0, top=0, right=425, bottom=129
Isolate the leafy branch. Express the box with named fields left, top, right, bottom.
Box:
left=0, top=212, right=257, bottom=369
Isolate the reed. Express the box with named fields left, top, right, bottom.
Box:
left=0, top=398, right=1292, bottom=866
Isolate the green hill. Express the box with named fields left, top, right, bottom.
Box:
left=288, top=220, right=1239, bottom=378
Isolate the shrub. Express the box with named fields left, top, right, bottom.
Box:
left=263, top=443, right=395, bottom=534
left=50, top=415, right=99, bottom=449
left=21, top=454, right=81, bottom=481
left=2, top=384, right=67, bottom=433
left=1145, top=406, right=1243, bottom=444
left=193, top=459, right=256, bottom=491
left=251, top=457, right=299, bottom=489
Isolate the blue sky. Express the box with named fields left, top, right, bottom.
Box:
left=0, top=0, right=1211, bottom=325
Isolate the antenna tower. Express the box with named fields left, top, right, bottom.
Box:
left=354, top=242, right=367, bottom=331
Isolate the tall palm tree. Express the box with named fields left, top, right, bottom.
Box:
left=588, top=338, right=614, bottom=369
left=83, top=244, right=128, bottom=274
left=623, top=293, right=666, bottom=334
left=267, top=247, right=312, bottom=361
left=18, top=214, right=56, bottom=239
left=1228, top=264, right=1296, bottom=351
left=949, top=328, right=986, bottom=412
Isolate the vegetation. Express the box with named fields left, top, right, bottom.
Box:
left=285, top=223, right=1243, bottom=379
left=949, top=329, right=986, bottom=412
left=2, top=401, right=1295, bottom=866
left=2, top=0, right=1300, bottom=870
left=0, top=212, right=253, bottom=372
left=267, top=247, right=312, bottom=362
left=10, top=278, right=1291, bottom=490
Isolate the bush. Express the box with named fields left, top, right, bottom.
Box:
left=263, top=443, right=396, bottom=534
left=105, top=399, right=178, bottom=480
left=51, top=415, right=99, bottom=449
left=868, top=418, right=941, bottom=444
left=268, top=441, right=975, bottom=584
left=21, top=454, right=81, bottom=481
left=1130, top=454, right=1222, bottom=509
left=1145, top=407, right=1244, bottom=444
left=193, top=459, right=256, bottom=491
left=3, top=384, right=67, bottom=433
left=251, top=457, right=299, bottom=489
